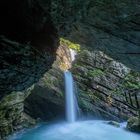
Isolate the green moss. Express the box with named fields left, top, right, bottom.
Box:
left=89, top=93, right=100, bottom=101
left=111, top=87, right=123, bottom=96
left=60, top=38, right=80, bottom=52
left=124, top=81, right=140, bottom=90
left=0, top=92, right=24, bottom=110
left=111, top=71, right=140, bottom=97
left=57, top=92, right=63, bottom=97
left=81, top=99, right=93, bottom=112
left=127, top=117, right=140, bottom=133
left=88, top=69, right=105, bottom=77
left=43, top=77, right=54, bottom=87
left=73, top=63, right=81, bottom=68
left=124, top=72, right=140, bottom=90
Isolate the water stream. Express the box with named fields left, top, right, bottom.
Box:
left=64, top=71, right=78, bottom=122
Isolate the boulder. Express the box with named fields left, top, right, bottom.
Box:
left=127, top=116, right=140, bottom=133
left=107, top=121, right=120, bottom=127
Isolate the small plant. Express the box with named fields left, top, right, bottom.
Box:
left=107, top=94, right=113, bottom=106
left=73, top=63, right=81, bottom=68
left=124, top=72, right=140, bottom=90
left=60, top=38, right=80, bottom=52
left=88, top=69, right=105, bottom=77
left=124, top=81, right=140, bottom=90
left=89, top=93, right=100, bottom=101
left=44, top=78, right=53, bottom=86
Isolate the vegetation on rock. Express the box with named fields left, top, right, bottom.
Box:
left=71, top=50, right=139, bottom=121
left=60, top=38, right=80, bottom=52
left=127, top=116, right=140, bottom=133
left=124, top=72, right=140, bottom=90
left=87, top=69, right=105, bottom=77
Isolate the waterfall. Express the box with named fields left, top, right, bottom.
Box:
left=70, top=49, right=77, bottom=61
left=64, top=71, right=78, bottom=123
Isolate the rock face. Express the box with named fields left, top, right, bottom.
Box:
left=0, top=86, right=36, bottom=139
left=72, top=50, right=139, bottom=121
left=24, top=44, right=72, bottom=120
left=49, top=0, right=140, bottom=71
left=0, top=37, right=57, bottom=99
left=0, top=0, right=58, bottom=139
left=0, top=43, right=71, bottom=139
left=0, top=0, right=58, bottom=98
left=0, top=0, right=58, bottom=48
left=25, top=67, right=65, bottom=120
left=1, top=0, right=140, bottom=78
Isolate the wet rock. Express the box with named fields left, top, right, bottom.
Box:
left=107, top=121, right=120, bottom=127
left=0, top=86, right=36, bottom=139
left=127, top=117, right=140, bottom=133
left=127, top=110, right=140, bottom=133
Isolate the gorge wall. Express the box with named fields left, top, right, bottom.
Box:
left=48, top=0, right=140, bottom=70
left=0, top=0, right=140, bottom=139
left=1, top=0, right=140, bottom=96
left=0, top=0, right=58, bottom=139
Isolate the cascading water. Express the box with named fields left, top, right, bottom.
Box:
left=64, top=71, right=78, bottom=123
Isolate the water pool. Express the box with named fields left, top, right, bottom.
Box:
left=8, top=120, right=140, bottom=140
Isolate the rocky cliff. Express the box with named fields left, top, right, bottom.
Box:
left=0, top=42, right=72, bottom=139
left=1, top=0, right=140, bottom=95
left=0, top=0, right=58, bottom=139
left=72, top=50, right=140, bottom=120
left=49, top=0, right=140, bottom=70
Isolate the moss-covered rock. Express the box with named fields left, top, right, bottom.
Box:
left=0, top=85, right=36, bottom=139
left=60, top=38, right=80, bottom=52
left=127, top=117, right=140, bottom=133
left=71, top=50, right=138, bottom=121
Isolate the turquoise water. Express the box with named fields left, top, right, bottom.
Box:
left=9, top=120, right=140, bottom=140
